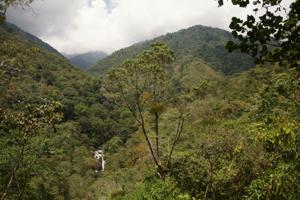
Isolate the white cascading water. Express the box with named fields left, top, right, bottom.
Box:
left=93, top=150, right=105, bottom=172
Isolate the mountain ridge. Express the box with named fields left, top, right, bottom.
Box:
left=3, top=22, right=63, bottom=57
left=67, top=51, right=107, bottom=70
left=90, top=24, right=255, bottom=75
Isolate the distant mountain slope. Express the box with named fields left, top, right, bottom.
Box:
left=0, top=22, right=93, bottom=109
left=0, top=22, right=132, bottom=145
left=90, top=25, right=254, bottom=75
left=68, top=51, right=107, bottom=70
left=3, top=22, right=63, bottom=56
left=1, top=22, right=137, bottom=199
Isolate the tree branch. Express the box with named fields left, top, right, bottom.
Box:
left=167, top=113, right=184, bottom=168
left=136, top=100, right=161, bottom=170
left=133, top=71, right=162, bottom=171
left=154, top=111, right=160, bottom=162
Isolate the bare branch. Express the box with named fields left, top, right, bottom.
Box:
left=167, top=113, right=184, bottom=168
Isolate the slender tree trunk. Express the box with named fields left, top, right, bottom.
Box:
left=2, top=1, right=10, bottom=19
left=17, top=170, right=29, bottom=200
left=136, top=101, right=162, bottom=172
left=204, top=185, right=209, bottom=200
left=1, top=164, right=19, bottom=200
left=140, top=115, right=161, bottom=170
left=1, top=137, right=26, bottom=200
left=154, top=112, right=160, bottom=163
left=167, top=114, right=184, bottom=168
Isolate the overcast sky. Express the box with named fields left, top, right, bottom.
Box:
left=6, top=0, right=291, bottom=54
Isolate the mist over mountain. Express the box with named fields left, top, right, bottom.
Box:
left=66, top=51, right=108, bottom=70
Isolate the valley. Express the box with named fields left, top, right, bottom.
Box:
left=0, top=1, right=299, bottom=199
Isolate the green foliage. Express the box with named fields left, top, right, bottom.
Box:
left=0, top=23, right=135, bottom=146
left=1, top=4, right=299, bottom=199
left=170, top=128, right=261, bottom=200
left=115, top=177, right=192, bottom=200
left=0, top=22, right=135, bottom=199
left=102, top=42, right=187, bottom=176
left=222, top=0, right=300, bottom=69
left=245, top=163, right=300, bottom=200
left=244, top=70, right=300, bottom=199
left=0, top=100, right=62, bottom=200
left=102, top=42, right=173, bottom=112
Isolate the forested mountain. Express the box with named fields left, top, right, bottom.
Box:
left=92, top=44, right=299, bottom=199
left=90, top=25, right=254, bottom=75
left=67, top=51, right=107, bottom=70
left=1, top=4, right=299, bottom=198
left=2, top=22, right=63, bottom=56
left=0, top=22, right=136, bottom=199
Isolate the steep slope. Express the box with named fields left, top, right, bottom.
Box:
left=0, top=22, right=136, bottom=199
left=67, top=51, right=107, bottom=70
left=0, top=22, right=133, bottom=144
left=90, top=25, right=254, bottom=75
left=3, top=22, right=63, bottom=56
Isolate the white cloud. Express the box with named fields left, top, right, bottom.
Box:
left=6, top=0, right=292, bottom=54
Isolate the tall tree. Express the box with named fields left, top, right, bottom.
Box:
left=102, top=42, right=186, bottom=177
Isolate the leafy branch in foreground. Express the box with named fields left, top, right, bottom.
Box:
left=0, top=101, right=62, bottom=200
left=218, top=0, right=299, bottom=69
left=102, top=42, right=188, bottom=178
left=0, top=0, right=35, bottom=22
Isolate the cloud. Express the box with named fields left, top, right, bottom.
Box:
left=6, top=0, right=292, bottom=54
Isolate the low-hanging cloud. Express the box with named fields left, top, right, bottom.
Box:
left=6, top=0, right=291, bottom=54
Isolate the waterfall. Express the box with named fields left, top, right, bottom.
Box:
left=93, top=150, right=105, bottom=172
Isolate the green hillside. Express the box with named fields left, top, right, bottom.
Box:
left=0, top=23, right=136, bottom=199
left=2, top=22, right=63, bottom=56
left=98, top=63, right=299, bottom=200
left=0, top=22, right=136, bottom=144
left=90, top=25, right=254, bottom=75
left=1, top=19, right=299, bottom=200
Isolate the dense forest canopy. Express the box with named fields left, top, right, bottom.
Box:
left=0, top=0, right=299, bottom=199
